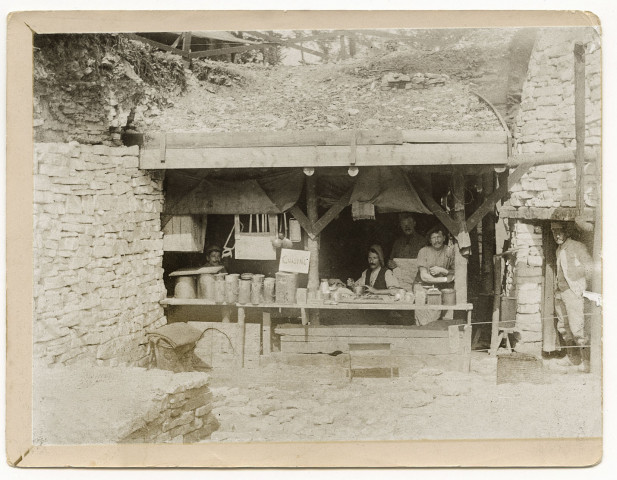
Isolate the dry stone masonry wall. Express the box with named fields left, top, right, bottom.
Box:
left=120, top=374, right=219, bottom=444
left=33, top=142, right=167, bottom=366
left=511, top=222, right=544, bottom=352
left=501, top=27, right=601, bottom=220
left=33, top=366, right=218, bottom=444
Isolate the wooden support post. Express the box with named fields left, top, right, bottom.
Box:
left=306, top=175, right=320, bottom=325
left=459, top=325, right=472, bottom=372
left=490, top=255, right=502, bottom=355
left=237, top=306, right=245, bottom=368
left=348, top=35, right=357, bottom=58
left=590, top=149, right=602, bottom=375
left=339, top=35, right=348, bottom=60
left=182, top=32, right=192, bottom=67
left=574, top=43, right=587, bottom=227
left=453, top=172, right=468, bottom=304
left=262, top=311, right=272, bottom=355
left=481, top=172, right=496, bottom=295
left=542, top=228, right=558, bottom=353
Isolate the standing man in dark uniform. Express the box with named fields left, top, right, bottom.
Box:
left=387, top=213, right=426, bottom=269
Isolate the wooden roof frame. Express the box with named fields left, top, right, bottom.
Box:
left=138, top=129, right=509, bottom=170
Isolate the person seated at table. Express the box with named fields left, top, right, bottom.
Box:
left=348, top=244, right=399, bottom=295
left=414, top=226, right=454, bottom=325
left=203, top=244, right=228, bottom=273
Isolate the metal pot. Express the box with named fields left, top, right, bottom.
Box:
left=442, top=288, right=456, bottom=306
left=426, top=287, right=442, bottom=305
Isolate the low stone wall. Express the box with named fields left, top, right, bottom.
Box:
left=511, top=221, right=544, bottom=354
left=121, top=377, right=218, bottom=444
left=33, top=366, right=218, bottom=444
left=33, top=142, right=167, bottom=366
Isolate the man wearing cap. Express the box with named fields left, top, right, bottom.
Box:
left=203, top=244, right=227, bottom=273
left=551, top=222, right=593, bottom=371
left=387, top=213, right=426, bottom=269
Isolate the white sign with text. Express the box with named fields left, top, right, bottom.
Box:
left=279, top=248, right=311, bottom=274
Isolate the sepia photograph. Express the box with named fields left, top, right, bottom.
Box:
left=5, top=8, right=605, bottom=468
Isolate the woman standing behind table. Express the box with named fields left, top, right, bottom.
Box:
left=347, top=244, right=399, bottom=294
left=414, top=226, right=454, bottom=325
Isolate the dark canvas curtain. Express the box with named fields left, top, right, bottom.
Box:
left=319, top=167, right=431, bottom=214
left=164, top=170, right=304, bottom=214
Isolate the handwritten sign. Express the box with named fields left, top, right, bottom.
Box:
left=279, top=248, right=311, bottom=274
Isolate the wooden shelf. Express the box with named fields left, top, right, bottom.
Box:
left=161, top=298, right=473, bottom=311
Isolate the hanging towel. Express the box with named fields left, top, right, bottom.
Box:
left=351, top=201, right=375, bottom=221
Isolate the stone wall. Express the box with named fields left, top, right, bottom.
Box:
left=511, top=221, right=544, bottom=354
left=499, top=28, right=600, bottom=351
left=501, top=27, right=601, bottom=220
left=34, top=366, right=218, bottom=444
left=33, top=142, right=167, bottom=366
left=120, top=374, right=218, bottom=444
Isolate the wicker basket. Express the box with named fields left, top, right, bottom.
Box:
left=496, top=352, right=545, bottom=385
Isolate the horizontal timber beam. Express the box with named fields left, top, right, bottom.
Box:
left=140, top=142, right=507, bottom=169
left=189, top=43, right=268, bottom=59
left=125, top=33, right=186, bottom=57
left=507, top=149, right=597, bottom=167
left=157, top=129, right=507, bottom=149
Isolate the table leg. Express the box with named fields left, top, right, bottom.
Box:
left=459, top=324, right=472, bottom=373
left=222, top=306, right=231, bottom=323
left=237, top=307, right=245, bottom=368
left=262, top=311, right=272, bottom=355
left=301, top=308, right=308, bottom=326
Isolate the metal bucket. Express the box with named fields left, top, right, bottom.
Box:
left=442, top=288, right=456, bottom=306
left=426, top=287, right=442, bottom=305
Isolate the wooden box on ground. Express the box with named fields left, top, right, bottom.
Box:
left=274, top=323, right=472, bottom=372
left=348, top=342, right=394, bottom=379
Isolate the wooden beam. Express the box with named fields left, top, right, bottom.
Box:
left=489, top=255, right=502, bottom=355
left=400, top=130, right=507, bottom=144
left=408, top=176, right=460, bottom=236
left=306, top=175, right=321, bottom=325
left=507, top=149, right=596, bottom=166
left=162, top=129, right=504, bottom=149
left=452, top=171, right=468, bottom=304
left=312, top=187, right=354, bottom=237
left=289, top=205, right=314, bottom=239
left=244, top=31, right=326, bottom=58
left=141, top=143, right=507, bottom=169
left=182, top=31, right=192, bottom=58
left=189, top=43, right=267, bottom=59
left=170, top=34, right=183, bottom=49
left=541, top=227, right=558, bottom=353
left=481, top=172, right=496, bottom=295
left=124, top=33, right=185, bottom=56
left=574, top=42, right=588, bottom=226
left=465, top=164, right=532, bottom=233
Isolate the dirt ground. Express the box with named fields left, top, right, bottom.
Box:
left=203, top=353, right=602, bottom=443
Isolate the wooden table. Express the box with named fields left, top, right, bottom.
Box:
left=161, top=298, right=473, bottom=370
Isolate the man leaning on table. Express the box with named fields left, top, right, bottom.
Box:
left=414, top=225, right=455, bottom=326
